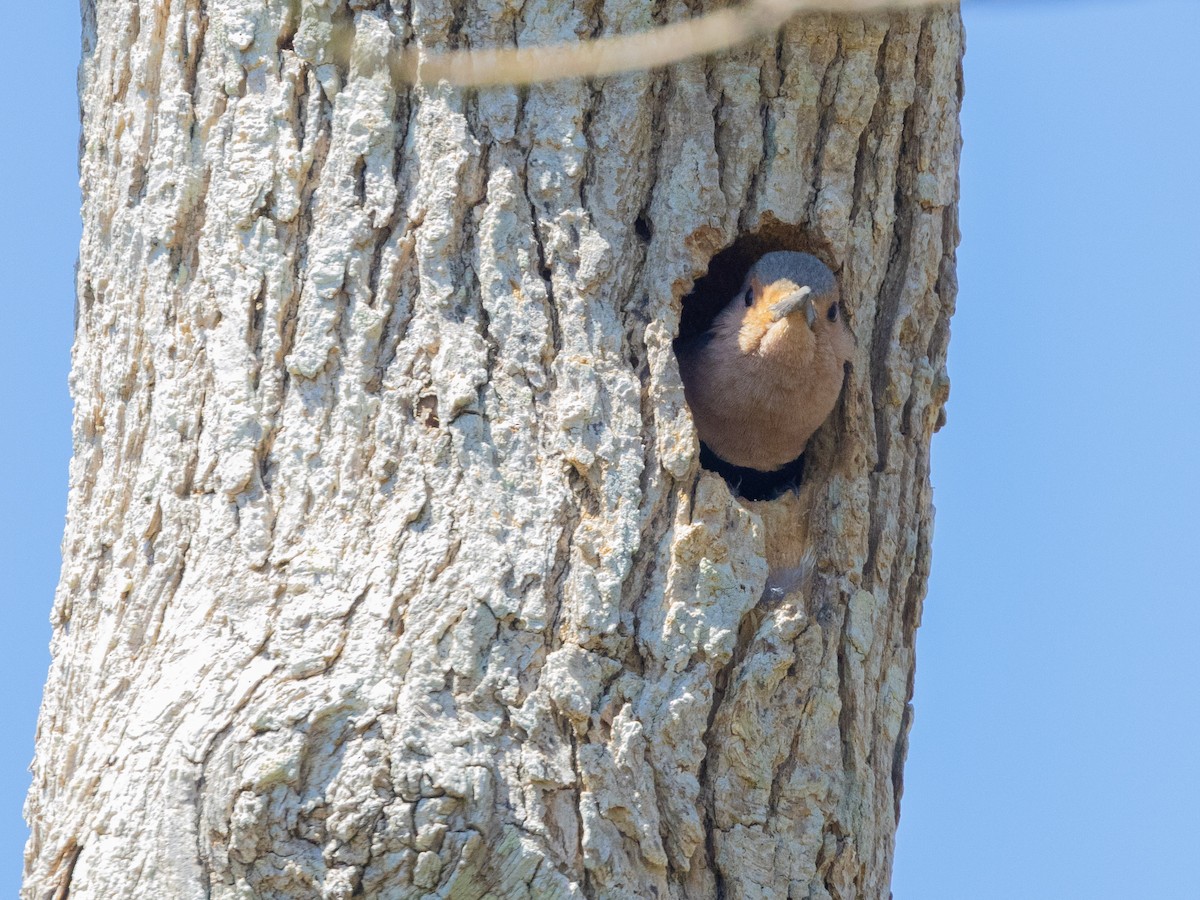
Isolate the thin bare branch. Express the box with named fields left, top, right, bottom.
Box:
left=376, top=0, right=952, bottom=87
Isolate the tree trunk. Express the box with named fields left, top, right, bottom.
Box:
left=24, top=1, right=962, bottom=897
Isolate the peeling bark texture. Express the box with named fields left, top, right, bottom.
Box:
left=25, top=1, right=962, bottom=897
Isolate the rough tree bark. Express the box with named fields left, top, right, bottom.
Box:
left=24, top=1, right=961, bottom=897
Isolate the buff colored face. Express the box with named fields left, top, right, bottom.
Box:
left=677, top=251, right=856, bottom=474
left=734, top=273, right=855, bottom=365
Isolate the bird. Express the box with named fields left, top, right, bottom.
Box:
left=676, top=251, right=855, bottom=485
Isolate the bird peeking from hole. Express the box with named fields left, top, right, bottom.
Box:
left=676, top=251, right=855, bottom=499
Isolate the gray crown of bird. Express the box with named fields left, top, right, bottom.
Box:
left=677, top=251, right=855, bottom=473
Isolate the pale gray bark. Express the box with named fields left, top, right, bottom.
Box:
left=25, top=1, right=962, bottom=897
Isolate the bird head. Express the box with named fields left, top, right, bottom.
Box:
left=733, top=251, right=855, bottom=363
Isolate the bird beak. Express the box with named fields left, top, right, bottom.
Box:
left=768, top=287, right=816, bottom=327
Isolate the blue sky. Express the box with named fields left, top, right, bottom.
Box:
left=1, top=1, right=1197, bottom=897
left=893, top=2, right=1200, bottom=897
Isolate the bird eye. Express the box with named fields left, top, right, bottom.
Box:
left=827, top=302, right=839, bottom=322
left=744, top=288, right=754, bottom=308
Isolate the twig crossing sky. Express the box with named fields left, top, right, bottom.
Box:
left=335, top=0, right=956, bottom=87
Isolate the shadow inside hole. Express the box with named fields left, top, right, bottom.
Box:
left=700, top=443, right=807, bottom=502
left=675, top=223, right=838, bottom=502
